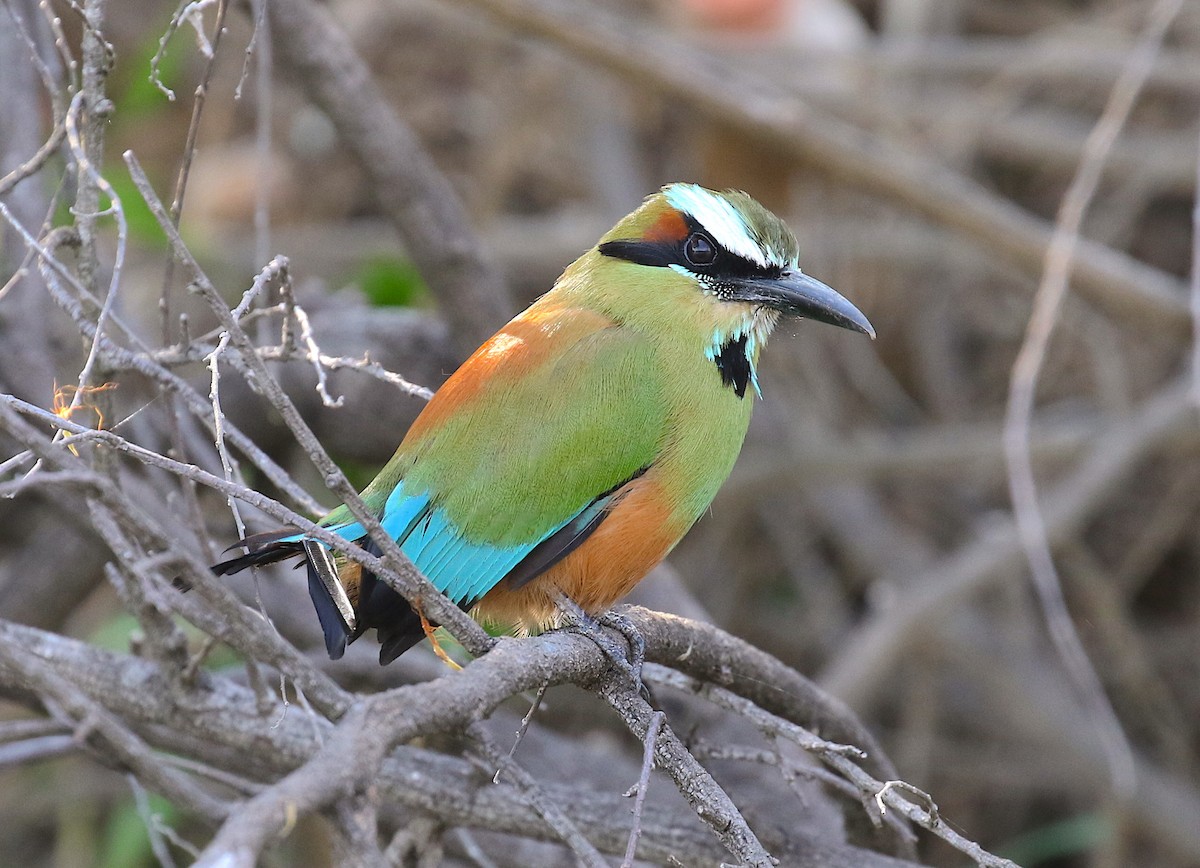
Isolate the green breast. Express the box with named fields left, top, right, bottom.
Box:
left=650, top=330, right=756, bottom=527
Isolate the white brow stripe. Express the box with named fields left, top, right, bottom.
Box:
left=664, top=184, right=767, bottom=267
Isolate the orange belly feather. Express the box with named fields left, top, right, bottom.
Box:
left=475, top=472, right=685, bottom=632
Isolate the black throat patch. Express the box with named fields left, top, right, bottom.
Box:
left=714, top=333, right=751, bottom=399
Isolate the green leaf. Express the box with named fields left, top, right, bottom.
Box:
left=88, top=612, right=141, bottom=653
left=98, top=792, right=179, bottom=868
left=355, top=256, right=430, bottom=308
left=109, top=170, right=167, bottom=245
left=999, top=811, right=1110, bottom=866
left=117, top=24, right=186, bottom=119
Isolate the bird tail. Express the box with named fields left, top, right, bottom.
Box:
left=208, top=529, right=357, bottom=659
left=210, top=529, right=307, bottom=575
left=205, top=529, right=432, bottom=665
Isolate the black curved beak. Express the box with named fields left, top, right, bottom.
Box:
left=729, top=270, right=875, bottom=338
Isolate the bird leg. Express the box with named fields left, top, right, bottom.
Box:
left=595, top=608, right=646, bottom=686
left=416, top=604, right=462, bottom=671
left=552, top=593, right=649, bottom=699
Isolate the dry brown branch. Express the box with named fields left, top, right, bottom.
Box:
left=0, top=386, right=961, bottom=863
left=1002, top=0, right=1183, bottom=799
left=268, top=0, right=514, bottom=354
left=823, top=376, right=1193, bottom=704
left=4, top=3, right=1197, bottom=865
left=0, top=614, right=933, bottom=867
left=157, top=0, right=230, bottom=345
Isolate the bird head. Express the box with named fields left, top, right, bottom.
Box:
left=578, top=183, right=874, bottom=350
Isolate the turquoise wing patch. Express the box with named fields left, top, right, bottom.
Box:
left=313, top=480, right=573, bottom=606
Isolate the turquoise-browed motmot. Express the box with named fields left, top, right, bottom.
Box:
left=214, top=184, right=874, bottom=664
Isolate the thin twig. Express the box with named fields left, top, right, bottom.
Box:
left=1001, top=0, right=1182, bottom=800
left=129, top=774, right=179, bottom=868
left=621, top=709, right=664, bottom=868
left=600, top=679, right=775, bottom=867
left=468, top=723, right=608, bottom=868
left=0, top=0, right=68, bottom=198
left=493, top=683, right=546, bottom=784
left=0, top=734, right=77, bottom=767
left=158, top=0, right=230, bottom=346
left=645, top=665, right=865, bottom=760
left=289, top=298, right=344, bottom=408
left=125, top=149, right=493, bottom=657
left=150, top=1, right=210, bottom=100
left=262, top=349, right=433, bottom=401
left=1191, top=120, right=1200, bottom=407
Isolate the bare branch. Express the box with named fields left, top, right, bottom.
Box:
left=266, top=0, right=514, bottom=354
left=1002, top=0, right=1183, bottom=799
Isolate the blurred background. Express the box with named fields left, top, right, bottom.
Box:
left=1, top=0, right=1199, bottom=865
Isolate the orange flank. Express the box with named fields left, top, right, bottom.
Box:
left=403, top=301, right=616, bottom=445
left=476, top=472, right=683, bottom=631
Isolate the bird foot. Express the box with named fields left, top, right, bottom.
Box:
left=555, top=596, right=651, bottom=701
left=595, top=608, right=646, bottom=687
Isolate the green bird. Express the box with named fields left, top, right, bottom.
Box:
left=214, top=183, right=874, bottom=663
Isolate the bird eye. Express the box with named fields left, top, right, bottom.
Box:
left=683, top=232, right=717, bottom=267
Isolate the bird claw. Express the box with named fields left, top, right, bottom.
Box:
left=596, top=608, right=646, bottom=689
left=556, top=597, right=651, bottom=701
